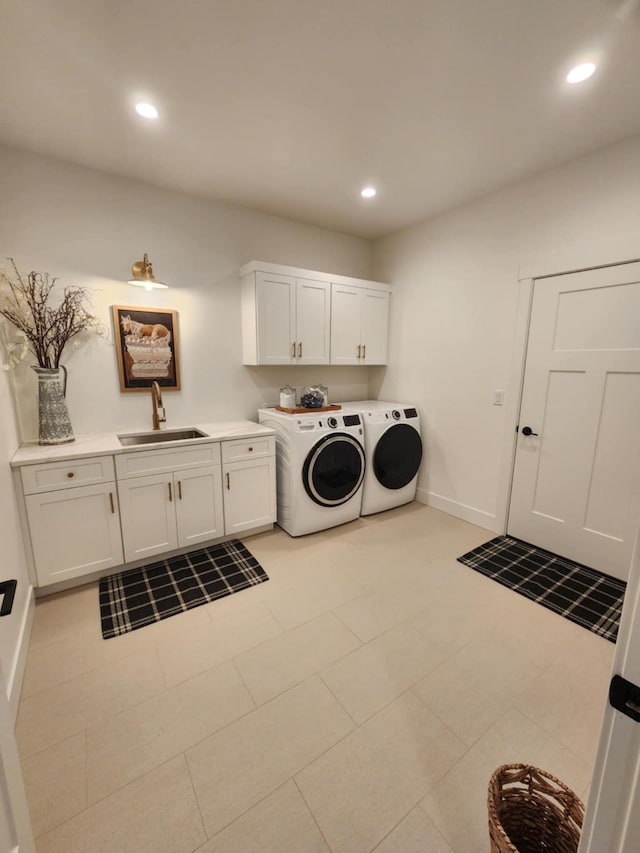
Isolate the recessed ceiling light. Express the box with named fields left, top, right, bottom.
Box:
left=566, top=63, right=596, bottom=84
left=361, top=187, right=377, bottom=199
left=135, top=102, right=159, bottom=119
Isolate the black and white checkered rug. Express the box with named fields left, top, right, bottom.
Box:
left=99, top=540, right=269, bottom=639
left=457, top=536, right=625, bottom=643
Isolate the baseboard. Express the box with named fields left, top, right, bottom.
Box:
left=417, top=488, right=500, bottom=533
left=7, top=583, right=35, bottom=723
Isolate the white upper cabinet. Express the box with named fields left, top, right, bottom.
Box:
left=330, top=283, right=389, bottom=365
left=240, top=261, right=389, bottom=366
left=255, top=271, right=296, bottom=364
left=295, top=277, right=331, bottom=364
left=244, top=269, right=330, bottom=365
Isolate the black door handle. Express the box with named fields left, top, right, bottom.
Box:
left=0, top=579, right=17, bottom=617
left=610, top=675, right=640, bottom=723
left=521, top=426, right=539, bottom=437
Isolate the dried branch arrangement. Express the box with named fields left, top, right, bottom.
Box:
left=0, top=259, right=103, bottom=369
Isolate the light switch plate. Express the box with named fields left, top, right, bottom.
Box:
left=493, top=389, right=505, bottom=406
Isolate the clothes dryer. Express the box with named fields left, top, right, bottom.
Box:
left=343, top=401, right=422, bottom=515
left=257, top=408, right=366, bottom=536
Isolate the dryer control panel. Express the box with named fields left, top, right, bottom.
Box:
left=293, top=414, right=361, bottom=432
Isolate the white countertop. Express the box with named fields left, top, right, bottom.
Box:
left=10, top=420, right=275, bottom=467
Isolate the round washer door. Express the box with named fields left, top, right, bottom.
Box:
left=303, top=433, right=366, bottom=507
left=373, top=423, right=423, bottom=490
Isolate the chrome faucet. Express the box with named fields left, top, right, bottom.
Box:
left=151, top=381, right=166, bottom=430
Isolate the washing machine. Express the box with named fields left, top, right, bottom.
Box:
left=257, top=407, right=366, bottom=537
left=343, top=401, right=423, bottom=515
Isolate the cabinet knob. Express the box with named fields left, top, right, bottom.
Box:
left=67, top=471, right=74, bottom=478
left=248, top=446, right=253, bottom=452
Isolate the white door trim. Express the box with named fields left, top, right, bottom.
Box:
left=519, top=254, right=640, bottom=283
left=496, top=276, right=533, bottom=534
left=0, top=661, right=36, bottom=852
left=578, top=521, right=640, bottom=852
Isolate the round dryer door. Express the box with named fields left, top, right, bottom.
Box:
left=303, top=433, right=366, bottom=507
left=373, top=423, right=423, bottom=490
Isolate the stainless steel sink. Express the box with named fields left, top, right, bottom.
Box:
left=118, top=428, right=208, bottom=447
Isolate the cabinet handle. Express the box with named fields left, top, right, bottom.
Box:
left=178, top=480, right=182, bottom=500
left=292, top=341, right=296, bottom=358
left=67, top=471, right=74, bottom=479
left=298, top=342, right=302, bottom=358
left=357, top=344, right=361, bottom=359
left=226, top=472, right=230, bottom=490
left=362, top=344, right=366, bottom=360
left=168, top=482, right=173, bottom=502
left=109, top=492, right=115, bottom=514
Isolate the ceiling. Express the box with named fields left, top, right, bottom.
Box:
left=2, top=0, right=640, bottom=238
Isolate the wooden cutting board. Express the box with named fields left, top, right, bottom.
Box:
left=275, top=404, right=342, bottom=414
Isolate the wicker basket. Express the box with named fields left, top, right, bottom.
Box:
left=488, top=764, right=584, bottom=853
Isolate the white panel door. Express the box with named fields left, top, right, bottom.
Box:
left=175, top=465, right=224, bottom=548
left=509, top=262, right=640, bottom=580
left=223, top=457, right=276, bottom=535
left=330, top=283, right=361, bottom=365
left=118, top=473, right=178, bottom=563
left=25, top=483, right=124, bottom=586
left=256, top=272, right=296, bottom=364
left=0, top=661, right=35, bottom=853
left=360, top=288, right=389, bottom=364
left=295, top=278, right=330, bottom=364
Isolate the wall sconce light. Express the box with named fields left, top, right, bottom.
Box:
left=128, top=253, right=168, bottom=291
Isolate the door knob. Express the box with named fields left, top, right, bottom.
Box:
left=521, top=426, right=539, bottom=437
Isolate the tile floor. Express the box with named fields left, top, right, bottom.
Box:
left=17, top=504, right=614, bottom=852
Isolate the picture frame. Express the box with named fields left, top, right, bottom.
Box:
left=112, top=305, right=181, bottom=392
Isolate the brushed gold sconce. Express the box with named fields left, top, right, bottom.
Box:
left=128, top=253, right=168, bottom=291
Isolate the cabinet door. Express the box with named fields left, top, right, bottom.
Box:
left=296, top=278, right=331, bottom=364
left=360, top=288, right=389, bottom=364
left=330, top=283, right=362, bottom=365
left=26, top=483, right=124, bottom=586
left=223, top=457, right=276, bottom=535
left=256, top=272, right=296, bottom=364
left=118, top=472, right=178, bottom=563
left=175, top=465, right=224, bottom=548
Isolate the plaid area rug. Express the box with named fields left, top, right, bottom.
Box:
left=457, top=536, right=625, bottom=643
left=100, top=540, right=269, bottom=639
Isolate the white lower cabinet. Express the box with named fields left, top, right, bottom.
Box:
left=116, top=444, right=225, bottom=563
left=118, top=465, right=225, bottom=563
left=117, top=472, right=179, bottom=563
left=221, top=437, right=276, bottom=534
left=175, top=465, right=224, bottom=548
left=223, top=457, right=276, bottom=534
left=17, top=431, right=275, bottom=588
left=25, top=482, right=124, bottom=586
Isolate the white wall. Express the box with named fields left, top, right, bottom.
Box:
left=0, top=145, right=374, bottom=440
left=372, top=135, right=640, bottom=531
left=0, top=368, right=33, bottom=718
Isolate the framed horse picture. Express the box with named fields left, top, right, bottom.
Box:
left=112, top=305, right=181, bottom=392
